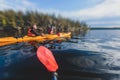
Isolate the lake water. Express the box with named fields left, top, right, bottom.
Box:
left=0, top=30, right=120, bottom=80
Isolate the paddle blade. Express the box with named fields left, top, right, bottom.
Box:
left=37, top=46, right=58, bottom=72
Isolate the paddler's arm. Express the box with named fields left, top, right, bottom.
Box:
left=31, top=29, right=39, bottom=36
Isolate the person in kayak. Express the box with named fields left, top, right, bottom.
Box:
left=27, top=24, right=39, bottom=36
left=27, top=24, right=44, bottom=50
left=47, top=23, right=56, bottom=34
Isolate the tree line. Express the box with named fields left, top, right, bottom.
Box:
left=0, top=10, right=89, bottom=37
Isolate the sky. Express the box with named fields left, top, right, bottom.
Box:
left=0, top=0, right=120, bottom=28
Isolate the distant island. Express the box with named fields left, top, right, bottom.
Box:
left=90, top=27, right=120, bottom=30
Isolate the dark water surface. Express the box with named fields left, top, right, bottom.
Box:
left=0, top=30, right=120, bottom=80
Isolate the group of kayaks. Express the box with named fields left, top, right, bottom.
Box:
left=0, top=32, right=71, bottom=47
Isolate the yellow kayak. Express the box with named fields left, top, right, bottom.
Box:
left=0, top=32, right=71, bottom=46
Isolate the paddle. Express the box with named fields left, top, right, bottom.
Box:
left=37, top=46, right=58, bottom=80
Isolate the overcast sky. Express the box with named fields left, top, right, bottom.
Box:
left=0, top=0, right=120, bottom=27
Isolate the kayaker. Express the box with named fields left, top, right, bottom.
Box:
left=57, top=23, right=62, bottom=36
left=27, top=24, right=39, bottom=36
left=49, top=24, right=56, bottom=34
left=64, top=25, right=68, bottom=32
left=27, top=24, right=40, bottom=50
left=47, top=24, right=51, bottom=34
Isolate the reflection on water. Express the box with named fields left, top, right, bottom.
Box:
left=0, top=30, right=120, bottom=80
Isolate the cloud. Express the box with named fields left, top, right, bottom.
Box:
left=87, top=20, right=120, bottom=27
left=61, top=0, right=120, bottom=20
left=36, top=0, right=120, bottom=23
left=56, top=0, right=120, bottom=27
left=0, top=0, right=37, bottom=11
left=0, top=0, right=11, bottom=10
left=21, top=0, right=32, bottom=6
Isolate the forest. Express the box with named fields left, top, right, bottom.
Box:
left=0, top=10, right=89, bottom=37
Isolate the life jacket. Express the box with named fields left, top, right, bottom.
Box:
left=27, top=28, right=36, bottom=36
left=57, top=32, right=61, bottom=36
